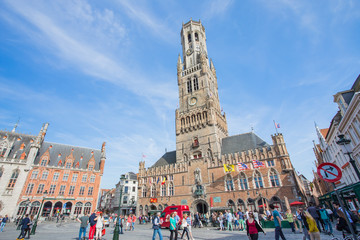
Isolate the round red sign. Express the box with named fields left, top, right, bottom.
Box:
left=317, top=162, right=342, bottom=183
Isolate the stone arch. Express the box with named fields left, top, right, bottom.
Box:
left=30, top=201, right=41, bottom=215
left=270, top=196, right=283, bottom=211
left=74, top=202, right=83, bottom=215
left=150, top=205, right=157, bottom=211
left=237, top=199, right=246, bottom=212
left=42, top=201, right=52, bottom=217
left=191, top=199, right=209, bottom=214
left=247, top=198, right=255, bottom=212
left=227, top=199, right=236, bottom=212
left=84, top=202, right=92, bottom=215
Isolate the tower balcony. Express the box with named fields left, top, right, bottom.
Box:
left=182, top=64, right=201, bottom=77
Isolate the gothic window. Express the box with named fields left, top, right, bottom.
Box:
left=161, top=184, right=166, bottom=196
left=8, top=170, right=19, bottom=188
left=181, top=118, right=185, bottom=128
left=191, top=115, right=195, bottom=123
left=267, top=160, right=274, bottom=167
left=188, top=33, right=191, bottom=43
left=203, top=111, right=207, bottom=121
left=75, top=202, right=83, bottom=215
left=239, top=172, right=248, bottom=190
left=211, top=173, right=214, bottom=183
left=88, top=164, right=94, bottom=171
left=168, top=182, right=174, bottom=196
left=195, top=32, right=199, bottom=41
left=269, top=169, right=280, bottom=187
left=225, top=174, right=234, bottom=191
left=0, top=146, right=7, bottom=157
left=84, top=202, right=91, bottom=215
left=193, top=76, right=199, bottom=91
left=254, top=171, right=264, bottom=188
left=196, top=113, right=202, bottom=121
left=187, top=79, right=192, bottom=93
left=142, top=186, right=147, bottom=198
left=151, top=184, right=156, bottom=197
left=182, top=176, right=185, bottom=185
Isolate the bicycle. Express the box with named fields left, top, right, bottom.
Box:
left=331, top=231, right=360, bottom=240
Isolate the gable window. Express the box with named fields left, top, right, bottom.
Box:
left=187, top=80, right=192, bottom=93
left=40, top=159, right=47, bottom=166
left=41, top=171, right=48, bottom=180
left=269, top=169, right=280, bottom=187
left=8, top=170, right=19, bottom=188
left=239, top=172, right=248, bottom=190
left=88, top=164, right=94, bottom=171
left=65, top=162, right=72, bottom=169
left=254, top=171, right=264, bottom=188
left=31, top=171, right=39, bottom=179
left=25, top=183, right=34, bottom=194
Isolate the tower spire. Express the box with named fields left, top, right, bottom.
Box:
left=11, top=118, right=20, bottom=133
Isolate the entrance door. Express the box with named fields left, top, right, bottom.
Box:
left=196, top=201, right=208, bottom=214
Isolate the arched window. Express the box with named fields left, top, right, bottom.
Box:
left=238, top=172, right=248, bottom=190
left=8, top=170, right=19, bottom=188
left=187, top=79, right=192, bottom=93
left=84, top=202, right=92, bottom=215
left=188, top=33, right=191, bottom=43
left=181, top=118, right=185, bottom=128
left=193, top=76, right=199, bottom=91
left=158, top=204, right=163, bottom=211
left=74, top=202, right=83, bottom=215
left=237, top=199, right=246, bottom=212
left=269, top=169, right=280, bottom=187
left=184, top=154, right=188, bottom=162
left=151, top=184, right=156, bottom=197
left=29, top=201, right=41, bottom=215
left=225, top=174, right=234, bottom=191
left=0, top=141, right=8, bottom=157
left=17, top=201, right=29, bottom=215
left=142, top=186, right=147, bottom=198
left=254, top=171, right=264, bottom=188
left=168, top=182, right=174, bottom=196
left=161, top=184, right=166, bottom=196
left=195, top=32, right=199, bottom=41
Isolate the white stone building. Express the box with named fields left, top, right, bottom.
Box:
left=112, top=172, right=138, bottom=215
left=0, top=123, right=48, bottom=217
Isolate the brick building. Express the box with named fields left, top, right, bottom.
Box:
left=16, top=141, right=106, bottom=218
left=137, top=20, right=304, bottom=215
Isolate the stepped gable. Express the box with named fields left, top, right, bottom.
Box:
left=221, top=132, right=269, bottom=155
left=0, top=131, right=36, bottom=159
left=151, top=151, right=176, bottom=168
left=34, top=141, right=101, bottom=170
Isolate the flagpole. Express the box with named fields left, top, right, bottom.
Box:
left=273, top=120, right=279, bottom=134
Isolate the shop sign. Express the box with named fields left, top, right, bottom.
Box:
left=150, top=198, right=158, bottom=203
left=213, top=197, right=221, bottom=203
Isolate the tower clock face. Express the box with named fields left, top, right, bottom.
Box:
left=186, top=48, right=193, bottom=56
left=188, top=97, right=197, bottom=106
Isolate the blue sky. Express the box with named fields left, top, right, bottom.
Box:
left=0, top=0, right=359, bottom=188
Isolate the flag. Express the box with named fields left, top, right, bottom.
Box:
left=237, top=162, right=249, bottom=171
left=142, top=154, right=147, bottom=158
left=275, top=122, right=280, bottom=128
left=157, top=177, right=160, bottom=184
left=223, top=164, right=235, bottom=172
left=161, top=176, right=167, bottom=185
left=253, top=159, right=265, bottom=168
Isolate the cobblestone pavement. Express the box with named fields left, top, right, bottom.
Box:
left=0, top=222, right=345, bottom=240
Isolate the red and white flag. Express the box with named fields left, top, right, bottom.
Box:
left=237, top=162, right=249, bottom=171
left=252, top=159, right=265, bottom=168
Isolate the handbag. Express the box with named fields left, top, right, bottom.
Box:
left=102, top=228, right=106, bottom=236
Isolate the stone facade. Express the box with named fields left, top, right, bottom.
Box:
left=137, top=20, right=303, bottom=216
left=15, top=139, right=105, bottom=218
left=0, top=124, right=47, bottom=217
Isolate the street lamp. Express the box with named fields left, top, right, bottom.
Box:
left=336, top=134, right=360, bottom=180
left=31, top=190, right=48, bottom=235
left=113, top=174, right=126, bottom=240
left=17, top=198, right=31, bottom=230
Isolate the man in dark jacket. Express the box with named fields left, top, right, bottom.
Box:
left=299, top=208, right=311, bottom=240
left=307, top=202, right=322, bottom=232
left=17, top=214, right=30, bottom=240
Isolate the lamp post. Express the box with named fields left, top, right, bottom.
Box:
left=336, top=134, right=360, bottom=180
left=17, top=198, right=31, bottom=230
left=113, top=174, right=126, bottom=240
left=31, top=190, right=48, bottom=235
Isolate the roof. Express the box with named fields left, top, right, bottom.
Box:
left=151, top=151, right=176, bottom=168
left=127, top=172, right=138, bottom=180
left=0, top=131, right=36, bottom=159
left=34, top=141, right=101, bottom=170
left=319, top=128, right=329, bottom=139
left=221, top=132, right=269, bottom=155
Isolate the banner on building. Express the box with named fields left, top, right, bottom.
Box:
left=223, top=164, right=235, bottom=172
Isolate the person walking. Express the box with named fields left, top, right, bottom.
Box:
left=333, top=201, right=357, bottom=233
left=295, top=209, right=303, bottom=233
left=238, top=211, right=245, bottom=231
left=180, top=213, right=190, bottom=240
left=24, top=215, right=34, bottom=239
left=152, top=212, right=163, bottom=240
left=16, top=214, right=30, bottom=240
left=169, top=212, right=176, bottom=240
left=335, top=209, right=351, bottom=234
left=218, top=212, right=224, bottom=231
left=126, top=215, right=132, bottom=231
left=0, top=214, right=8, bottom=232
left=307, top=203, right=322, bottom=232
left=226, top=210, right=233, bottom=231
left=77, top=213, right=89, bottom=240
left=246, top=212, right=266, bottom=240
left=270, top=204, right=286, bottom=240
left=286, top=209, right=295, bottom=233
left=94, top=212, right=104, bottom=240
left=304, top=211, right=321, bottom=240
left=132, top=214, right=136, bottom=231
left=88, top=210, right=97, bottom=240
left=319, top=206, right=332, bottom=234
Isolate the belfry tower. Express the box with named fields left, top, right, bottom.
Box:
left=175, top=19, right=228, bottom=163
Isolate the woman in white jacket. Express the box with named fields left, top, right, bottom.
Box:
left=95, top=212, right=104, bottom=240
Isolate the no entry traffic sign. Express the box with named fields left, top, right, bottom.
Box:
left=317, top=162, right=342, bottom=183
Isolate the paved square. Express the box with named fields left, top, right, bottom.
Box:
left=0, top=221, right=344, bottom=239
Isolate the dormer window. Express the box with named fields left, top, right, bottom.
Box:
left=65, top=162, right=72, bottom=169
left=40, top=159, right=48, bottom=166
left=88, top=164, right=93, bottom=171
